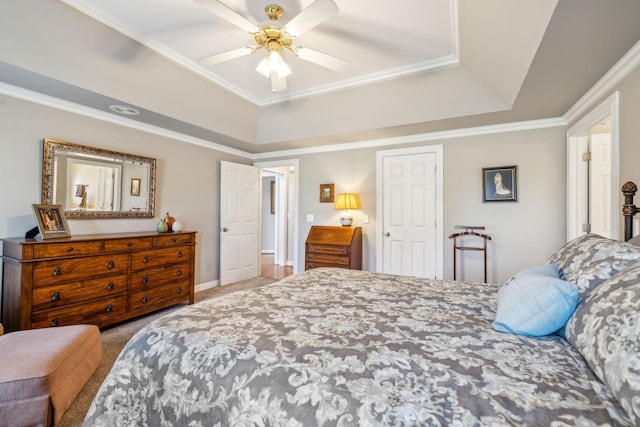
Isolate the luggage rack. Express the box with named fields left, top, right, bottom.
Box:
left=449, top=225, right=492, bottom=282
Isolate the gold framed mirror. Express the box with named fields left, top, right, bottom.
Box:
left=42, top=138, right=156, bottom=219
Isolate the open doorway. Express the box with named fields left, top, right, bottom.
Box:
left=567, top=92, right=619, bottom=240
left=255, top=159, right=300, bottom=275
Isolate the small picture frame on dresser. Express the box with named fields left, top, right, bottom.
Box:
left=32, top=204, right=71, bottom=239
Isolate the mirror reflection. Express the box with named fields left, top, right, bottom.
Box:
left=42, top=138, right=156, bottom=219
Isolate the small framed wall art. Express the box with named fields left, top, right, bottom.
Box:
left=319, top=183, right=335, bottom=203
left=32, top=204, right=71, bottom=239
left=483, top=165, right=518, bottom=202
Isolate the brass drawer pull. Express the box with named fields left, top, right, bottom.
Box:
left=52, top=266, right=62, bottom=276
left=142, top=295, right=149, bottom=303
left=67, top=246, right=74, bottom=252
left=106, top=304, right=113, bottom=313
left=127, top=241, right=133, bottom=247
left=177, top=268, right=183, bottom=276
left=310, top=255, right=315, bottom=260
left=107, top=282, right=115, bottom=290
left=310, top=247, right=315, bottom=252
left=172, top=237, right=177, bottom=243
left=51, top=291, right=61, bottom=302
left=51, top=317, right=60, bottom=327
left=143, top=255, right=149, bottom=263
left=142, top=275, right=148, bottom=283
left=339, top=258, right=344, bottom=263
left=177, top=286, right=183, bottom=294
left=107, top=260, right=115, bottom=270
left=178, top=250, right=183, bottom=258
left=339, top=249, right=346, bottom=254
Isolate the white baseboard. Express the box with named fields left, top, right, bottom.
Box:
left=261, top=250, right=275, bottom=254
left=195, top=280, right=219, bottom=292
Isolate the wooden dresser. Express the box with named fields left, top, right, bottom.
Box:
left=1, top=231, right=196, bottom=333
left=305, top=226, right=362, bottom=270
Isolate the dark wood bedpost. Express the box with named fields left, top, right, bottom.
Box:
left=622, top=181, right=640, bottom=241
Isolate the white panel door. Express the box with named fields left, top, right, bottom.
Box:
left=382, top=152, right=438, bottom=277
left=590, top=133, right=612, bottom=238
left=220, top=161, right=260, bottom=285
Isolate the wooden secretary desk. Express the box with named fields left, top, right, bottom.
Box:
left=305, top=226, right=362, bottom=270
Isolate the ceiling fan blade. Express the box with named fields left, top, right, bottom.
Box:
left=270, top=73, right=287, bottom=93
left=193, top=0, right=259, bottom=33
left=283, top=0, right=338, bottom=37
left=295, top=47, right=349, bottom=72
left=199, top=47, right=254, bottom=66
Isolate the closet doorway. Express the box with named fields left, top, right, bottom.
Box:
left=376, top=145, right=444, bottom=279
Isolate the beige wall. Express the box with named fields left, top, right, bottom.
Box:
left=618, top=67, right=640, bottom=188
left=0, top=95, right=250, bottom=285
left=1, top=62, right=638, bottom=288
left=280, top=126, right=567, bottom=283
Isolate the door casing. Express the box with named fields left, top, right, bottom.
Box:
left=567, top=92, right=619, bottom=241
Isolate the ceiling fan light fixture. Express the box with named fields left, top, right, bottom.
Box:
left=256, top=50, right=291, bottom=79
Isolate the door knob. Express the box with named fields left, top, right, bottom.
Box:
left=384, top=232, right=391, bottom=237
left=221, top=227, right=229, bottom=232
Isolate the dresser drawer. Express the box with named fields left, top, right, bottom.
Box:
left=33, top=240, right=103, bottom=259
left=32, top=274, right=127, bottom=312
left=153, top=233, right=194, bottom=247
left=104, top=237, right=153, bottom=252
left=306, top=252, right=351, bottom=265
left=130, top=263, right=191, bottom=291
left=306, top=243, right=351, bottom=256
left=131, top=245, right=191, bottom=270
left=31, top=294, right=127, bottom=329
left=32, top=253, right=130, bottom=286
left=306, top=261, right=353, bottom=270
left=129, top=280, right=190, bottom=311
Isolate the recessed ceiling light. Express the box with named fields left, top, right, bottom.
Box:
left=109, top=104, right=141, bottom=116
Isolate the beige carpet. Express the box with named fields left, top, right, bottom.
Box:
left=57, top=276, right=276, bottom=427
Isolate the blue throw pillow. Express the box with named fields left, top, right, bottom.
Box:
left=512, top=263, right=561, bottom=279
left=493, top=265, right=579, bottom=337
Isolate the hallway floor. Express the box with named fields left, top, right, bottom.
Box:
left=261, top=254, right=293, bottom=280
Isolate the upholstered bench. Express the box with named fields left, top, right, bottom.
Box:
left=0, top=323, right=102, bottom=426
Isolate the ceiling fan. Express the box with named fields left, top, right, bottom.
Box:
left=194, top=0, right=349, bottom=92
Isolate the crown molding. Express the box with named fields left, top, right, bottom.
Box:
left=1, top=78, right=567, bottom=163
left=251, top=117, right=567, bottom=160
left=563, top=39, right=640, bottom=124
left=0, top=81, right=253, bottom=159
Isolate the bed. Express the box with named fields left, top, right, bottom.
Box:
left=85, top=187, right=640, bottom=426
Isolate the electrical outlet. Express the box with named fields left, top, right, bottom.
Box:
left=363, top=214, right=369, bottom=224
left=306, top=214, right=314, bottom=222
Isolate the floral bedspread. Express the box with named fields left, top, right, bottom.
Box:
left=84, top=268, right=629, bottom=426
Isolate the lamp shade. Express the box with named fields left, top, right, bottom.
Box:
left=334, top=193, right=359, bottom=210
